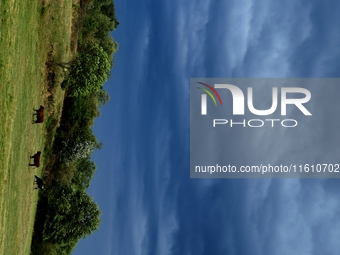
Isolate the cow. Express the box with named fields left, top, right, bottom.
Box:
left=33, top=105, right=44, bottom=124
left=29, top=151, right=41, bottom=167
left=34, top=175, right=44, bottom=190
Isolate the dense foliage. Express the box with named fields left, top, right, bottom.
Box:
left=60, top=0, right=119, bottom=97
left=43, top=185, right=101, bottom=244
left=61, top=43, right=111, bottom=97
left=31, top=0, right=119, bottom=254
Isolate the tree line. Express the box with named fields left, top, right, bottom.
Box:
left=31, top=0, right=119, bottom=254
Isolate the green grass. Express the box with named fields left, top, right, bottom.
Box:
left=0, top=0, right=76, bottom=254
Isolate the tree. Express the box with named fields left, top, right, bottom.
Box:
left=100, top=2, right=120, bottom=30
left=43, top=185, right=101, bottom=244
left=99, top=36, right=118, bottom=61
left=61, top=95, right=101, bottom=128
left=93, top=12, right=115, bottom=39
left=58, top=127, right=99, bottom=162
left=59, top=137, right=96, bottom=162
left=96, top=89, right=110, bottom=106
left=72, top=157, right=96, bottom=190
left=61, top=43, right=111, bottom=97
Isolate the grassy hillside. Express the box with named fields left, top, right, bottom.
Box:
left=0, top=0, right=76, bottom=254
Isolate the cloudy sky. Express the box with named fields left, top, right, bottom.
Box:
left=73, top=0, right=340, bottom=254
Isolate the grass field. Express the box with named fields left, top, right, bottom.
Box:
left=0, top=0, right=75, bottom=254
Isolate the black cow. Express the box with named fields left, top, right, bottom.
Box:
left=33, top=105, right=44, bottom=124
left=34, top=175, right=44, bottom=190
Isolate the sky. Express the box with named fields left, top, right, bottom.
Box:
left=73, top=0, right=340, bottom=254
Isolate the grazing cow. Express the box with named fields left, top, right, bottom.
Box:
left=29, top=151, right=41, bottom=167
left=33, top=105, right=44, bottom=124
left=34, top=175, right=44, bottom=190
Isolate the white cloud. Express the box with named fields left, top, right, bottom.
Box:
left=245, top=179, right=340, bottom=255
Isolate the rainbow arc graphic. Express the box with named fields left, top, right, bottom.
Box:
left=197, top=82, right=223, bottom=115
left=197, top=82, right=223, bottom=106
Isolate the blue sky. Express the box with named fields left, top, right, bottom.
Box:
left=73, top=0, right=340, bottom=254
